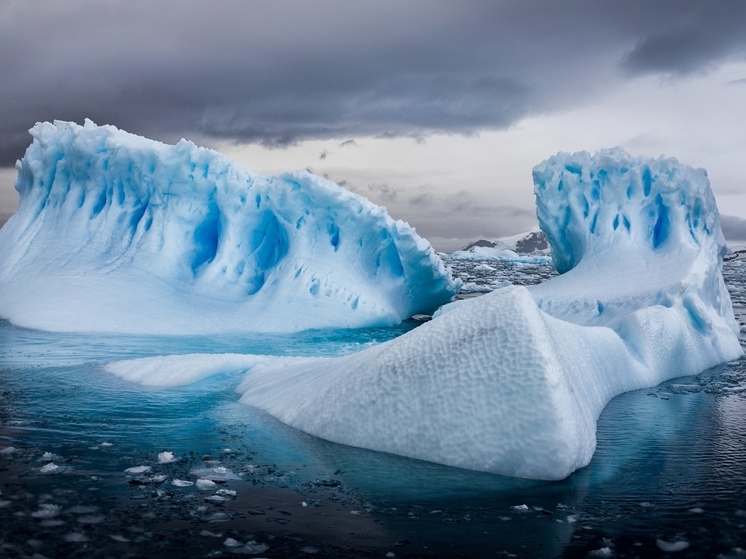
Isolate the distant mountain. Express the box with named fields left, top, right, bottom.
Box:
left=458, top=230, right=549, bottom=255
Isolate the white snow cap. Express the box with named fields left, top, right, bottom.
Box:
left=0, top=120, right=458, bottom=334
left=235, top=148, right=742, bottom=480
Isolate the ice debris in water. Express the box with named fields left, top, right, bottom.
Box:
left=196, top=479, right=217, bottom=491
left=191, top=466, right=241, bottom=481
left=216, top=489, right=236, bottom=498
left=124, top=465, right=151, bottom=475
left=31, top=504, right=60, bottom=519
left=39, top=463, right=61, bottom=474
left=64, top=533, right=89, bottom=543
left=172, top=478, right=194, bottom=487
left=0, top=120, right=459, bottom=335
left=40, top=452, right=55, bottom=462
left=230, top=148, right=742, bottom=480
left=0, top=446, right=16, bottom=454
left=158, top=451, right=178, bottom=464
left=657, top=540, right=690, bottom=552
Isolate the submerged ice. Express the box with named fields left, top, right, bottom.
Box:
left=0, top=120, right=458, bottom=334
left=108, top=148, right=742, bottom=480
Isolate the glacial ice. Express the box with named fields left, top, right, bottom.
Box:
left=105, top=148, right=742, bottom=480
left=0, top=120, right=458, bottom=334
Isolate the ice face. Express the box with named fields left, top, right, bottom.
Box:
left=0, top=120, right=459, bottom=334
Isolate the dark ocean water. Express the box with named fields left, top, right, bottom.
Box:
left=0, top=257, right=745, bottom=558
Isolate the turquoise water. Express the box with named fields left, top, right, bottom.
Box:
left=1, top=258, right=745, bottom=558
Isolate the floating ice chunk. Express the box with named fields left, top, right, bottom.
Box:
left=191, top=466, right=241, bottom=481
left=0, top=120, right=458, bottom=335
left=100, top=442, right=113, bottom=447
left=0, top=446, right=16, bottom=454
left=40, top=452, right=55, bottom=462
left=172, top=478, right=194, bottom=487
left=689, top=507, right=704, bottom=513
left=196, top=479, right=217, bottom=491
left=216, top=489, right=236, bottom=498
left=200, top=530, right=222, bottom=538
left=110, top=535, right=130, bottom=543
left=31, top=504, right=60, bottom=519
left=158, top=451, right=178, bottom=464
left=0, top=500, right=10, bottom=508
left=205, top=495, right=226, bottom=504
left=511, top=505, right=530, bottom=512
left=64, top=533, right=89, bottom=543
left=39, top=463, right=62, bottom=474
left=474, top=263, right=495, bottom=272
left=124, top=465, right=151, bottom=475
left=656, top=540, right=690, bottom=552
left=589, top=548, right=613, bottom=558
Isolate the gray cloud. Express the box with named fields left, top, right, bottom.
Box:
left=1, top=0, right=746, bottom=165
left=721, top=215, right=746, bottom=241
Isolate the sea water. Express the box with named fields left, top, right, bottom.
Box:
left=0, top=257, right=744, bottom=558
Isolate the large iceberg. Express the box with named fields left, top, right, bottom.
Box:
left=0, top=120, right=458, bottom=334
left=105, top=148, right=742, bottom=480
left=233, top=149, right=741, bottom=479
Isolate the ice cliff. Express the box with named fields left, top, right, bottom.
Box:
left=105, top=148, right=742, bottom=480
left=0, top=120, right=459, bottom=333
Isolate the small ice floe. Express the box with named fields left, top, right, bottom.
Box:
left=40, top=463, right=62, bottom=475
left=0, top=446, right=16, bottom=455
left=110, top=535, right=130, bottom=543
left=216, top=489, right=236, bottom=498
left=200, top=530, right=222, bottom=538
left=190, top=466, right=241, bottom=481
left=566, top=515, right=577, bottom=523
left=64, top=532, right=89, bottom=543
left=207, top=512, right=231, bottom=522
left=474, top=263, right=496, bottom=272
left=196, top=479, right=217, bottom=491
left=148, top=474, right=167, bottom=484
left=386, top=553, right=396, bottom=558
left=0, top=500, right=11, bottom=508
left=499, top=516, right=511, bottom=521
left=688, top=507, right=704, bottom=513
left=656, top=539, right=689, bottom=552
left=101, top=442, right=113, bottom=447
left=124, top=465, right=151, bottom=475
left=172, top=478, right=194, bottom=487
left=205, top=495, right=225, bottom=504
left=158, top=451, right=178, bottom=464
left=640, top=502, right=654, bottom=508
left=40, top=452, right=56, bottom=462
left=31, top=504, right=61, bottom=519
left=511, top=504, right=530, bottom=512
left=588, top=548, right=613, bottom=557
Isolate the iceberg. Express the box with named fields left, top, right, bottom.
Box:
left=233, top=148, right=742, bottom=479
left=0, top=120, right=458, bottom=334
left=104, top=148, right=742, bottom=480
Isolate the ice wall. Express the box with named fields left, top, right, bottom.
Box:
left=0, top=121, right=459, bottom=334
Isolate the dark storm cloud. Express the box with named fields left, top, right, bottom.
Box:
left=1, top=0, right=745, bottom=166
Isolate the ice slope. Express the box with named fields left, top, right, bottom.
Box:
left=0, top=120, right=458, bottom=334
left=234, top=148, right=742, bottom=479
left=106, top=148, right=742, bottom=480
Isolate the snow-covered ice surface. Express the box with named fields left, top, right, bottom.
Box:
left=0, top=120, right=458, bottom=334
left=230, top=149, right=741, bottom=480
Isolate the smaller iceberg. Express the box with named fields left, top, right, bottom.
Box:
left=0, top=121, right=458, bottom=334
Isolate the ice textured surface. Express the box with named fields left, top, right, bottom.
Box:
left=0, top=120, right=458, bottom=334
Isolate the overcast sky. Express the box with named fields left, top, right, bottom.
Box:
left=1, top=0, right=745, bottom=250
